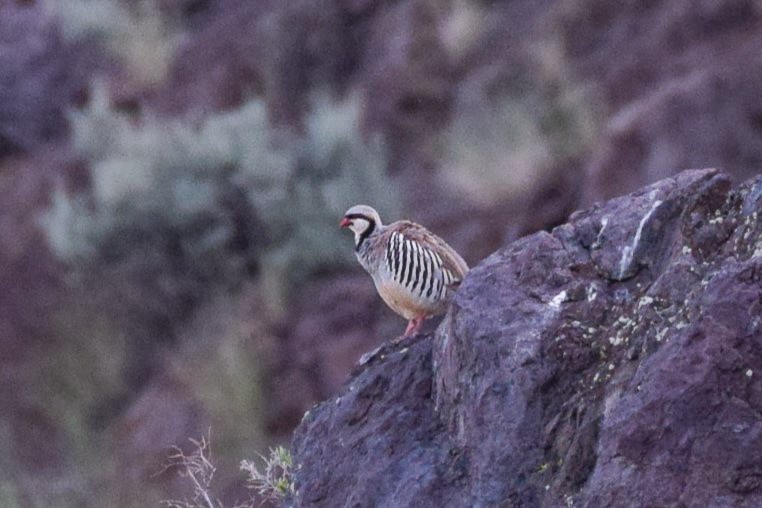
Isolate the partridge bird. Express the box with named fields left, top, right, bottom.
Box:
left=340, top=205, right=469, bottom=337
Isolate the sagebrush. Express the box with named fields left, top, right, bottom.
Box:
left=43, top=85, right=397, bottom=312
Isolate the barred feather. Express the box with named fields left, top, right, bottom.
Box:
left=385, top=231, right=462, bottom=303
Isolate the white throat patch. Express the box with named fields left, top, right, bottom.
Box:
left=352, top=218, right=371, bottom=246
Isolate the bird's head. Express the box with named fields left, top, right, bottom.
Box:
left=340, top=204, right=382, bottom=248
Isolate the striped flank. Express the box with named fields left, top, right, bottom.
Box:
left=386, top=232, right=457, bottom=301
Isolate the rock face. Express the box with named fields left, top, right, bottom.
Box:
left=291, top=169, right=762, bottom=507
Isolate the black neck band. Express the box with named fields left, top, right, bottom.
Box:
left=356, top=219, right=376, bottom=251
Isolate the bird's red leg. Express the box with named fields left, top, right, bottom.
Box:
left=404, top=316, right=425, bottom=337
left=389, top=316, right=426, bottom=346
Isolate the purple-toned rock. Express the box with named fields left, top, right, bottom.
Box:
left=291, top=169, right=762, bottom=507
left=0, top=3, right=108, bottom=160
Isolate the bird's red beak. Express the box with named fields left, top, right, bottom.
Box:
left=339, top=217, right=352, bottom=228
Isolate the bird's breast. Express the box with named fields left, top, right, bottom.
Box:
left=374, top=277, right=444, bottom=320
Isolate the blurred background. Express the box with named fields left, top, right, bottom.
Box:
left=2, top=0, right=762, bottom=505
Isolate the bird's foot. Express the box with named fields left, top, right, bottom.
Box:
left=403, top=316, right=425, bottom=336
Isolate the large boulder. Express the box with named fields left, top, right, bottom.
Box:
left=291, top=168, right=762, bottom=507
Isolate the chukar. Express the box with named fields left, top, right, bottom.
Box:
left=340, top=204, right=469, bottom=337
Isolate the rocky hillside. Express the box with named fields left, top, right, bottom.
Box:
left=292, top=169, right=762, bottom=507
left=3, top=0, right=762, bottom=505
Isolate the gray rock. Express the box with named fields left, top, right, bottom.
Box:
left=291, top=169, right=762, bottom=507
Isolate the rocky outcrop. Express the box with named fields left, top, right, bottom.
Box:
left=6, top=0, right=762, bottom=502
left=291, top=169, right=762, bottom=507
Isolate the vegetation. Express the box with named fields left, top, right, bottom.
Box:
left=5, top=0, right=616, bottom=505
left=42, top=85, right=397, bottom=312
left=163, top=434, right=294, bottom=508
left=36, top=81, right=396, bottom=505
left=162, top=432, right=223, bottom=508
left=241, top=446, right=295, bottom=503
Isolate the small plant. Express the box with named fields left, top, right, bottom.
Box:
left=161, top=433, right=220, bottom=508
left=240, top=446, right=295, bottom=503
left=162, top=433, right=294, bottom=507
left=162, top=431, right=259, bottom=508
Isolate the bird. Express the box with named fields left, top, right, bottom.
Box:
left=340, top=204, right=469, bottom=337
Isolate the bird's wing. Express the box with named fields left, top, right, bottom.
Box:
left=391, top=221, right=469, bottom=285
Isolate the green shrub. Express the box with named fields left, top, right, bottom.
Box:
left=257, top=92, right=396, bottom=311
left=38, top=88, right=395, bottom=504
left=42, top=85, right=396, bottom=312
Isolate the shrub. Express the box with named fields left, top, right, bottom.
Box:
left=162, top=432, right=221, bottom=508
left=240, top=446, right=295, bottom=503
left=42, top=85, right=397, bottom=313
left=163, top=434, right=294, bottom=507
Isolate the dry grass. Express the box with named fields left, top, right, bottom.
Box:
left=161, top=432, right=228, bottom=508
left=162, top=432, right=294, bottom=508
